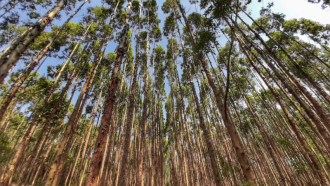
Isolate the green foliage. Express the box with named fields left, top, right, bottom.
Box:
left=116, top=9, right=127, bottom=24
left=0, top=0, right=329, bottom=185
left=201, top=0, right=232, bottom=19
left=0, top=133, right=11, bottom=163
left=308, top=0, right=330, bottom=9
left=11, top=172, right=19, bottom=183
left=194, top=30, right=216, bottom=53
left=0, top=25, right=29, bottom=48
left=161, top=0, right=177, bottom=14
left=275, top=137, right=290, bottom=147
left=282, top=18, right=330, bottom=44
left=93, top=6, right=109, bottom=21
left=163, top=14, right=176, bottom=37
left=151, top=26, right=162, bottom=42
left=29, top=31, right=53, bottom=51
left=66, top=22, right=85, bottom=37
left=291, top=159, right=306, bottom=174
left=132, top=0, right=141, bottom=13
left=188, top=12, right=205, bottom=29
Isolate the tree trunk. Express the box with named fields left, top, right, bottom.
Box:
left=0, top=0, right=66, bottom=83
left=0, top=0, right=87, bottom=120
left=27, top=84, right=77, bottom=185
left=232, top=16, right=330, bottom=131
left=237, top=14, right=330, bottom=105
left=86, top=2, right=132, bottom=185
left=19, top=70, right=77, bottom=183
left=186, top=64, right=221, bottom=185
left=51, top=60, right=99, bottom=186
left=44, top=54, right=100, bottom=186
left=30, top=134, right=56, bottom=185
left=235, top=33, right=329, bottom=185
left=0, top=100, right=17, bottom=130
left=175, top=2, right=256, bottom=184
left=137, top=20, right=150, bottom=186
left=3, top=118, right=38, bottom=185
left=100, top=61, right=128, bottom=186
left=66, top=133, right=86, bottom=186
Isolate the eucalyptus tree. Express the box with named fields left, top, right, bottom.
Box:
left=0, top=0, right=330, bottom=185
left=0, top=0, right=55, bottom=34
left=233, top=28, right=330, bottom=184
left=1, top=72, right=61, bottom=185
left=86, top=1, right=134, bottom=185
left=162, top=0, right=257, bottom=184
left=0, top=0, right=80, bottom=83
left=224, top=47, right=293, bottom=185
left=18, top=39, right=96, bottom=185
left=44, top=4, right=117, bottom=185
left=0, top=21, right=91, bottom=131
left=152, top=45, right=166, bottom=186
left=246, top=14, right=330, bottom=149
left=231, top=16, right=330, bottom=132
left=135, top=1, right=161, bottom=185
left=0, top=0, right=89, bottom=123
left=165, top=10, right=215, bottom=185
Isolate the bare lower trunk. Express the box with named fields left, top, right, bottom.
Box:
left=137, top=27, right=150, bottom=186
left=0, top=100, right=17, bottom=130
left=236, top=34, right=329, bottom=185
left=19, top=70, right=76, bottom=183
left=86, top=3, right=131, bottom=184
left=187, top=66, right=221, bottom=185
left=30, top=135, right=55, bottom=185
left=45, top=57, right=99, bottom=186
left=66, top=133, right=86, bottom=186
left=3, top=119, right=37, bottom=185
left=175, top=2, right=255, bottom=184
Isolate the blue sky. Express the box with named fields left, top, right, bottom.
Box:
left=28, top=0, right=329, bottom=77
left=2, top=0, right=329, bottom=115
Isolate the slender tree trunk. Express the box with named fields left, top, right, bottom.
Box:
left=44, top=55, right=100, bottom=186
left=86, top=2, right=132, bottom=185
left=170, top=146, right=179, bottom=186
left=30, top=134, right=56, bottom=185
left=66, top=133, right=86, bottom=186
left=0, top=0, right=87, bottom=120
left=3, top=117, right=38, bottom=185
left=100, top=61, right=128, bottom=186
left=75, top=86, right=104, bottom=186
left=51, top=61, right=99, bottom=186
left=241, top=89, right=288, bottom=185
left=232, top=16, right=330, bottom=130
left=235, top=33, right=329, bottom=185
left=27, top=85, right=77, bottom=185
left=78, top=117, right=100, bottom=186
left=237, top=14, right=330, bottom=104
left=0, top=1, right=11, bottom=11
left=19, top=71, right=77, bottom=183
left=0, top=100, right=17, bottom=130
left=0, top=2, right=17, bottom=19
left=0, top=0, right=66, bottom=83
left=137, top=22, right=150, bottom=186
left=176, top=26, right=202, bottom=186
left=175, top=2, right=256, bottom=184
left=186, top=64, right=221, bottom=185
left=257, top=55, right=330, bottom=150
left=45, top=28, right=92, bottom=104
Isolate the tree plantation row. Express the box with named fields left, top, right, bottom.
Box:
left=0, top=0, right=330, bottom=185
